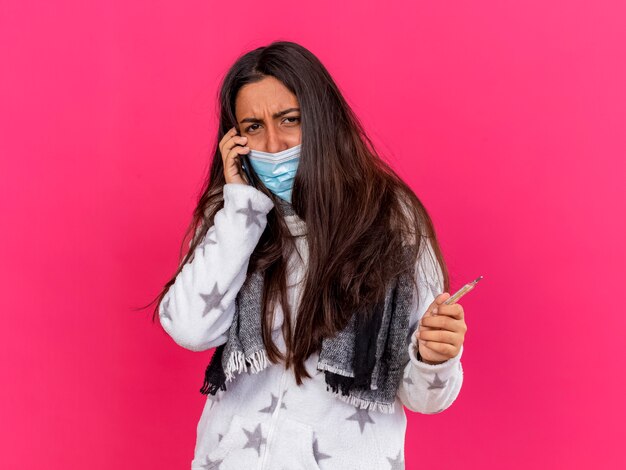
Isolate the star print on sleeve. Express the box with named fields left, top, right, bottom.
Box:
left=201, top=231, right=217, bottom=246
left=345, top=407, right=376, bottom=434
left=397, top=342, right=465, bottom=414
left=204, top=454, right=223, bottom=469
left=236, top=198, right=266, bottom=228
left=427, top=373, right=448, bottom=390
left=199, top=283, right=227, bottom=317
left=158, top=183, right=274, bottom=352
left=199, top=236, right=217, bottom=256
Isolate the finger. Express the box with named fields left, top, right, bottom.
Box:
left=421, top=341, right=457, bottom=356
left=219, top=126, right=237, bottom=148
left=224, top=135, right=248, bottom=158
left=431, top=303, right=464, bottom=320
left=413, top=324, right=430, bottom=349
left=229, top=144, right=250, bottom=159
left=226, top=145, right=250, bottom=171
left=417, top=328, right=460, bottom=347
left=420, top=315, right=463, bottom=332
left=424, top=293, right=451, bottom=315
left=434, top=292, right=451, bottom=306
left=219, top=127, right=241, bottom=156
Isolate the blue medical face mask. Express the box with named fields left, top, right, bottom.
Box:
left=246, top=144, right=301, bottom=203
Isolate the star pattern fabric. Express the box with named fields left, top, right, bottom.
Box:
left=346, top=408, right=376, bottom=434
left=162, top=183, right=465, bottom=470
left=313, top=435, right=332, bottom=463
left=202, top=232, right=217, bottom=246
left=427, top=373, right=448, bottom=390
left=204, top=454, right=223, bottom=469
left=386, top=450, right=404, bottom=470
left=242, top=423, right=267, bottom=457
left=258, top=392, right=287, bottom=414
left=199, top=283, right=226, bottom=317
left=236, top=198, right=266, bottom=228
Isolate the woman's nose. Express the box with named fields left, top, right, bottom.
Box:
left=263, top=134, right=288, bottom=153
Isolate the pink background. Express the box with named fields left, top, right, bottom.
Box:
left=1, top=1, right=624, bottom=468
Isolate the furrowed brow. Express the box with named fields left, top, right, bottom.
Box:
left=239, top=108, right=300, bottom=124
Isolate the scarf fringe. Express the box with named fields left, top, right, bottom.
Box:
left=317, top=361, right=355, bottom=378
left=326, top=387, right=396, bottom=414
left=201, top=347, right=396, bottom=414
left=224, top=349, right=270, bottom=381
left=200, top=344, right=227, bottom=396
left=247, top=349, right=270, bottom=373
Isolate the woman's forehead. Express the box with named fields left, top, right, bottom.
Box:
left=236, top=77, right=299, bottom=118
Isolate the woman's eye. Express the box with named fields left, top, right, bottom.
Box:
left=245, top=117, right=299, bottom=133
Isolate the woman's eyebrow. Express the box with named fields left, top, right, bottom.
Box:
left=239, top=108, right=300, bottom=124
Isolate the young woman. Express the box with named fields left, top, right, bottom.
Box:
left=153, top=41, right=467, bottom=470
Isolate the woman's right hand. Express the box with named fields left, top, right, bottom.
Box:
left=220, top=126, right=251, bottom=185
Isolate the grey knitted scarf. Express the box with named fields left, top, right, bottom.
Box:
left=200, top=200, right=417, bottom=414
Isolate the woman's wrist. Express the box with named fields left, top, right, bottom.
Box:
left=415, top=345, right=446, bottom=365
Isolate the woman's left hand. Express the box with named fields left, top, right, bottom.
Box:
left=414, top=292, right=467, bottom=365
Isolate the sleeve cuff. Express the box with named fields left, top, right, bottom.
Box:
left=223, top=183, right=274, bottom=213
left=408, top=341, right=464, bottom=374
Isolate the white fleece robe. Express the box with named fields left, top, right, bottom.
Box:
left=159, top=183, right=464, bottom=470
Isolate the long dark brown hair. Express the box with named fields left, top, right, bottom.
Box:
left=142, top=40, right=449, bottom=385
